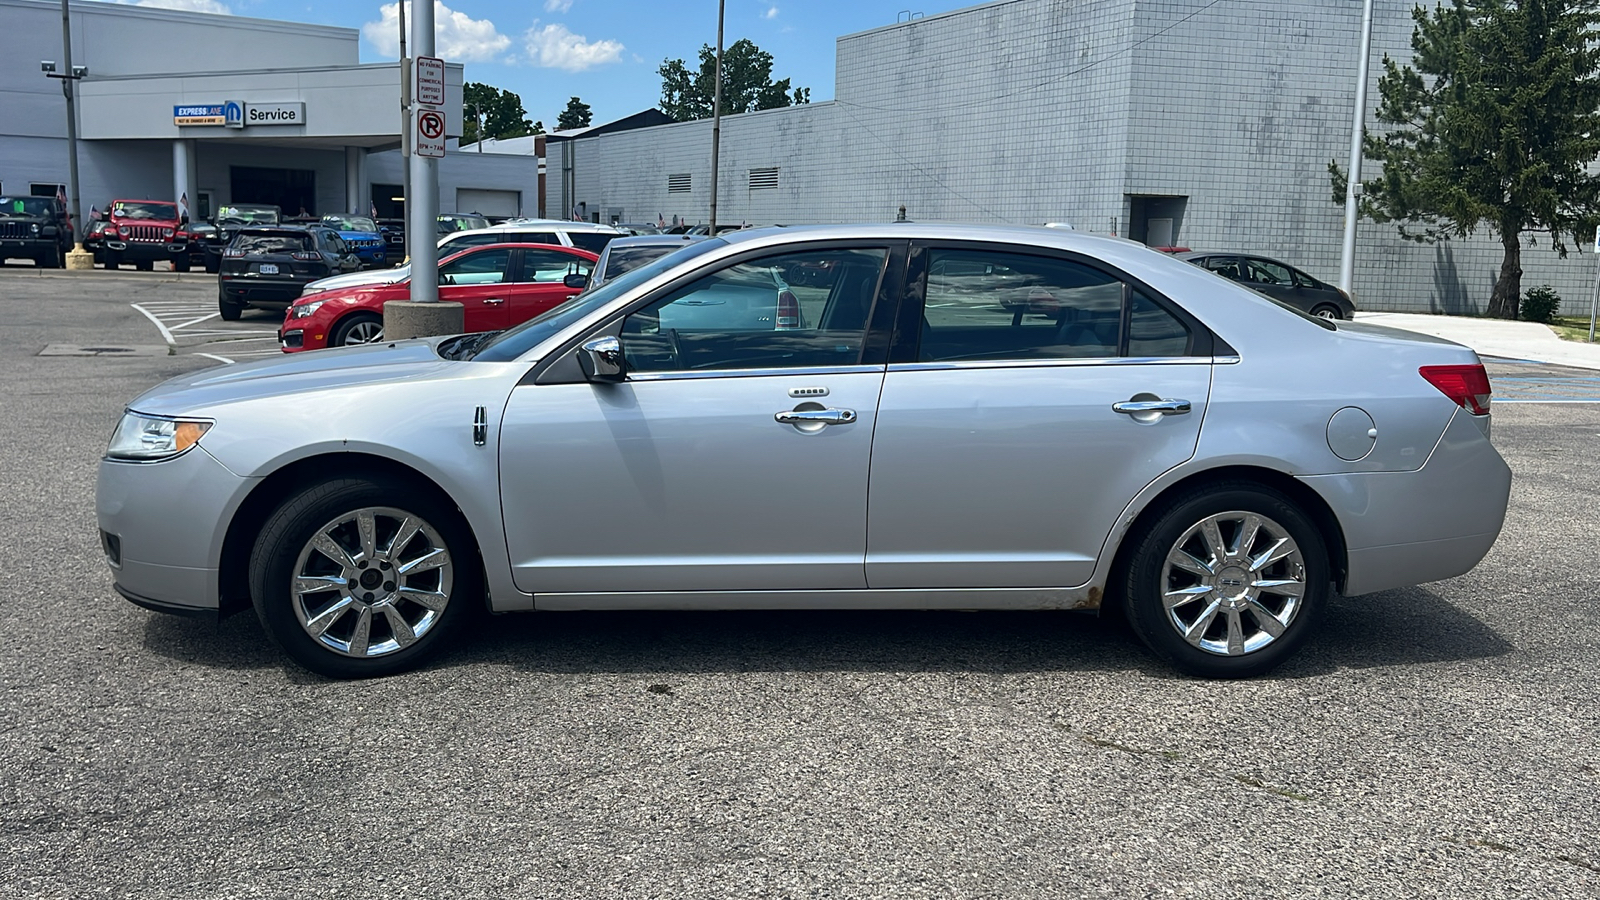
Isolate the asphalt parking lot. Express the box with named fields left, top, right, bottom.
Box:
left=2, top=268, right=1597, bottom=898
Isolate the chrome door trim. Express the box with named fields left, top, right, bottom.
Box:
left=626, top=364, right=887, bottom=382
left=887, top=357, right=1211, bottom=373
left=534, top=585, right=1102, bottom=611
left=1214, top=354, right=1242, bottom=365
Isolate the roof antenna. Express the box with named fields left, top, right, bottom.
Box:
left=895, top=204, right=908, bottom=223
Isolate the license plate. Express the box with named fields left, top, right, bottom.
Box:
left=259, top=263, right=278, bottom=275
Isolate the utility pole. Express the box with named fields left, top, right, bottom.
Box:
left=708, top=0, right=724, bottom=235
left=51, top=0, right=92, bottom=268
left=1338, top=0, right=1375, bottom=294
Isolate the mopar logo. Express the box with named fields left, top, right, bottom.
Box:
left=223, top=101, right=244, bottom=129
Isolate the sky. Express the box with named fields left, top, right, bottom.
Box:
left=102, top=0, right=983, bottom=128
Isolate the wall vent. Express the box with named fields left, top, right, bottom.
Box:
left=748, top=167, right=779, bottom=190
left=667, top=173, right=692, bottom=193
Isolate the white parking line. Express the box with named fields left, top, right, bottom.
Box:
left=172, top=312, right=220, bottom=330
left=130, top=304, right=175, bottom=345
left=196, top=352, right=235, bottom=364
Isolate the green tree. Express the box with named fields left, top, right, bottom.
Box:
left=557, top=97, right=593, bottom=130
left=532, top=120, right=546, bottom=135
left=658, top=38, right=811, bottom=122
left=1331, top=0, right=1600, bottom=318
left=462, top=81, right=535, bottom=145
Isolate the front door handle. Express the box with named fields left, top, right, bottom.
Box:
left=483, top=297, right=505, bottom=305
left=1112, top=398, right=1191, bottom=415
left=775, top=408, right=857, bottom=426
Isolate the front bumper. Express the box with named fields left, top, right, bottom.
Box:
left=97, top=443, right=258, bottom=614
left=105, top=240, right=187, bottom=261
left=1301, top=409, right=1511, bottom=596
left=0, top=237, right=57, bottom=256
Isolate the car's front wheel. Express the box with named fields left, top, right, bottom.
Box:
left=1311, top=304, right=1342, bottom=321
left=249, top=477, right=481, bottom=678
left=1122, top=482, right=1328, bottom=678
left=331, top=312, right=384, bottom=347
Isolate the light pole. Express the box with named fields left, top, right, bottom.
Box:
left=44, top=0, right=92, bottom=269
left=1338, top=0, right=1376, bottom=294
left=708, top=0, right=724, bottom=235
left=398, top=0, right=411, bottom=229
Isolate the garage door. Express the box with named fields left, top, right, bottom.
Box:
left=456, top=188, right=521, bottom=218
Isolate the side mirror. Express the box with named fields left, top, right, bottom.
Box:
left=564, top=272, right=589, bottom=290
left=577, top=336, right=626, bottom=383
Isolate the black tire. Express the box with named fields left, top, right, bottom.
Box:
left=173, top=256, right=191, bottom=273
left=135, top=260, right=153, bottom=272
left=1311, top=304, right=1342, bottom=321
left=104, top=251, right=121, bottom=270
left=1122, top=481, right=1328, bottom=678
left=330, top=312, right=385, bottom=347
left=218, top=286, right=243, bottom=321
left=38, top=246, right=63, bottom=269
left=204, top=256, right=220, bottom=274
left=248, top=476, right=482, bottom=678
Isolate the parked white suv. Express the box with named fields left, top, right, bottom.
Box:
left=299, top=220, right=625, bottom=296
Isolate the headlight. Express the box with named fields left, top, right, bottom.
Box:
left=290, top=300, right=326, bottom=318
left=106, top=412, right=212, bottom=461
left=300, top=283, right=328, bottom=295
left=30, top=222, right=40, bottom=233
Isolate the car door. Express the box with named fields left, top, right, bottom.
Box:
left=503, top=247, right=590, bottom=326
left=497, top=242, right=904, bottom=596
left=865, top=243, right=1213, bottom=589
left=438, top=247, right=514, bottom=331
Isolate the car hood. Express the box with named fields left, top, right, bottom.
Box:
left=305, top=266, right=409, bottom=293
left=127, top=339, right=451, bottom=416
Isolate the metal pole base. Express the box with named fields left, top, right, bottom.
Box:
left=65, top=247, right=95, bottom=270
left=382, top=300, right=464, bottom=340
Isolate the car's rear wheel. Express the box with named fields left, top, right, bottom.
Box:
left=173, top=256, right=190, bottom=273
left=134, top=260, right=153, bottom=272
left=218, top=286, right=243, bottom=321
left=103, top=250, right=121, bottom=270
left=1311, top=304, right=1342, bottom=321
left=38, top=246, right=63, bottom=268
left=331, top=312, right=384, bottom=347
left=249, top=477, right=481, bottom=678
left=204, top=256, right=220, bottom=274
left=1122, top=482, right=1328, bottom=678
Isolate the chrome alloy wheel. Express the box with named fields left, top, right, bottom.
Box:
left=342, top=320, right=384, bottom=344
left=289, top=506, right=453, bottom=658
left=1161, top=510, right=1306, bottom=657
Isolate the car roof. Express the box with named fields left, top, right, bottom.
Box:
left=439, top=242, right=599, bottom=262
left=604, top=234, right=710, bottom=249
left=495, top=219, right=626, bottom=234
left=238, top=225, right=314, bottom=233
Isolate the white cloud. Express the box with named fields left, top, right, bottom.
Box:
left=524, top=22, right=624, bottom=72
left=117, top=0, right=232, bottom=13
left=764, top=6, right=778, bottom=19
left=363, top=2, right=512, bottom=62
left=544, top=0, right=573, bottom=11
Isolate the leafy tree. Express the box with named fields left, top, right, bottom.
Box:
left=558, top=97, right=593, bottom=130
left=532, top=120, right=546, bottom=135
left=462, top=82, right=535, bottom=145
left=659, top=38, right=811, bottom=122
left=1331, top=0, right=1600, bottom=318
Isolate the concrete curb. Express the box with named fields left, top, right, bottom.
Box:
left=1353, top=312, right=1600, bottom=371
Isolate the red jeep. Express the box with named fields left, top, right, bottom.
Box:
left=102, top=200, right=199, bottom=271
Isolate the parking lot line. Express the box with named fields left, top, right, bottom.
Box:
left=196, top=352, right=235, bottom=364
left=171, top=312, right=220, bottom=330
left=129, top=304, right=174, bottom=345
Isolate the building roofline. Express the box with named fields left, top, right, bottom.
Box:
left=82, top=61, right=462, bottom=82
left=4, top=0, right=358, bottom=40
left=836, top=0, right=1026, bottom=42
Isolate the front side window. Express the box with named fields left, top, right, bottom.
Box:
left=620, top=247, right=888, bottom=373
left=919, top=249, right=1125, bottom=361
left=1244, top=258, right=1293, bottom=285
left=439, top=248, right=510, bottom=285
left=568, top=232, right=616, bottom=254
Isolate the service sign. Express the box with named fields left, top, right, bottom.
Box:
left=173, top=104, right=226, bottom=126
left=245, top=103, right=306, bottom=126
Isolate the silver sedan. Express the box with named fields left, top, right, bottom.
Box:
left=96, top=224, right=1511, bottom=679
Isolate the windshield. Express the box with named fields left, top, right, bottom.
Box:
left=323, top=215, right=378, bottom=232
left=0, top=196, right=55, bottom=217
left=472, top=238, right=725, bottom=362
left=112, top=201, right=177, bottom=221
left=437, top=214, right=490, bottom=233
left=217, top=206, right=280, bottom=225
left=603, top=244, right=680, bottom=281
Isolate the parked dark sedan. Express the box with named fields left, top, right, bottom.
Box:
left=1174, top=252, right=1355, bottom=320
left=218, top=225, right=360, bottom=319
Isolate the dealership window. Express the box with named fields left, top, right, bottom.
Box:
left=30, top=183, right=65, bottom=198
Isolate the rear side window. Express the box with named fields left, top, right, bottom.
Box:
left=920, top=249, right=1124, bottom=361
left=567, top=232, right=616, bottom=254
left=509, top=231, right=558, bottom=245
left=1127, top=290, right=1192, bottom=356
left=235, top=233, right=310, bottom=254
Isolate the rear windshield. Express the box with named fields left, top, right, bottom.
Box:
left=604, top=244, right=678, bottom=280
left=323, top=215, right=378, bottom=232
left=234, top=232, right=312, bottom=254
left=0, top=197, right=55, bottom=217
left=568, top=232, right=617, bottom=254
left=218, top=206, right=279, bottom=225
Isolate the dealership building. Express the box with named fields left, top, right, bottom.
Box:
left=552, top=0, right=1595, bottom=315
left=1, top=0, right=540, bottom=224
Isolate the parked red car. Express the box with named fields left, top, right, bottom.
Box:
left=102, top=199, right=200, bottom=271
left=279, top=243, right=596, bottom=352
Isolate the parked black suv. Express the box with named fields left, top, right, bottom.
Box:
left=190, top=204, right=283, bottom=273
left=218, top=225, right=362, bottom=319
left=0, top=195, right=74, bottom=268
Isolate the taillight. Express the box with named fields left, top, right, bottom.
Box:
left=1420, top=364, right=1491, bottom=416
left=224, top=248, right=245, bottom=258
left=291, top=251, right=320, bottom=261
left=775, top=289, right=800, bottom=329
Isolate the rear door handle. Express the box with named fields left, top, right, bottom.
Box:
left=1112, top=398, right=1191, bottom=415
left=775, top=408, right=857, bottom=426
left=484, top=298, right=505, bottom=305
